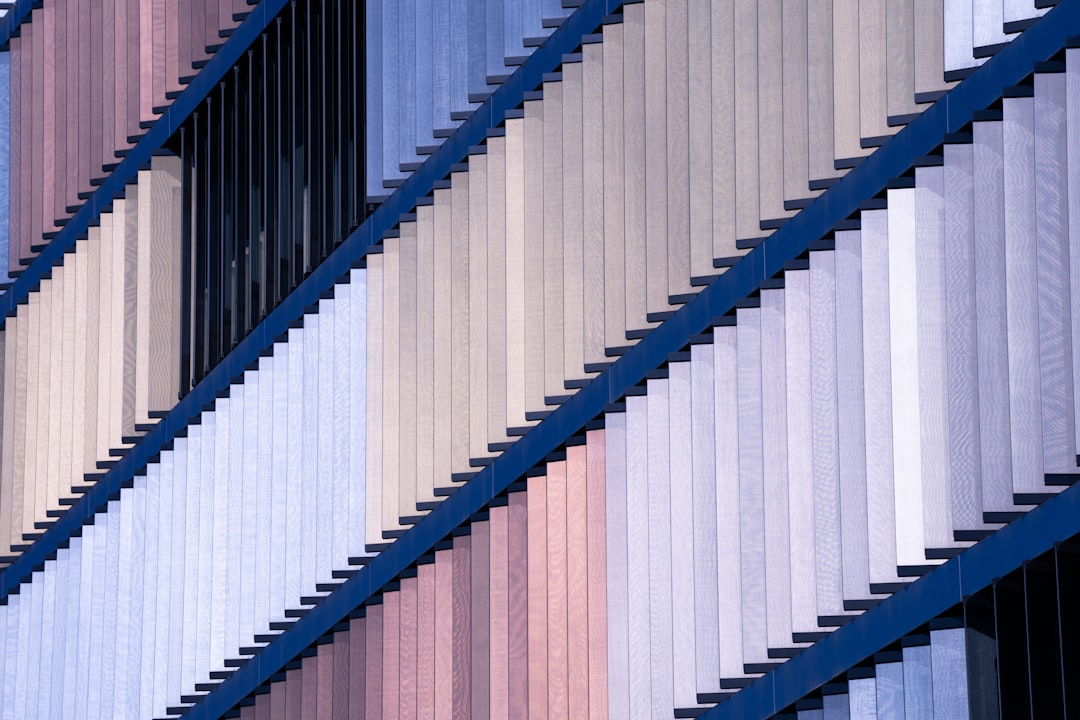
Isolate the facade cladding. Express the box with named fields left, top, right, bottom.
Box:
left=0, top=0, right=1080, bottom=718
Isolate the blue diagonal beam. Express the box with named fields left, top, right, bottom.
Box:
left=0, top=0, right=35, bottom=50
left=184, top=1, right=1080, bottom=719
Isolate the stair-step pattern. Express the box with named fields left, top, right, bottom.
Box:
left=0, top=157, right=183, bottom=566
left=7, top=0, right=251, bottom=272
left=0, top=270, right=368, bottom=720
left=364, top=0, right=572, bottom=198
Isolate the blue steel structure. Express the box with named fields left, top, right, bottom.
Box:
left=0, top=0, right=1077, bottom=717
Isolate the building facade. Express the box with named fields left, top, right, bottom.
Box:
left=0, top=0, right=1079, bottom=718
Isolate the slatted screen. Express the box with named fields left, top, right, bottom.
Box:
left=0, top=3, right=1075, bottom=720
left=0, top=159, right=183, bottom=566
left=364, top=0, right=572, bottom=198
left=6, top=0, right=251, bottom=272
left=0, top=269, right=368, bottom=720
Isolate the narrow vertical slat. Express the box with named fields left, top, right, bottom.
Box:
left=668, top=362, right=699, bottom=709
left=784, top=272, right=819, bottom=634
left=1069, top=49, right=1080, bottom=461
left=502, top=110, right=527, bottom=433
left=902, top=641, right=934, bottom=717
left=848, top=676, right=877, bottom=717
left=508, top=491, right=530, bottom=719
left=1002, top=94, right=1044, bottom=496
left=365, top=0, right=384, bottom=199
left=354, top=273, right=375, bottom=561
left=270, top=671, right=287, bottom=720
left=644, top=0, right=669, bottom=314
left=859, top=0, right=885, bottom=144
left=833, top=0, right=867, bottom=165
left=0, top=49, right=9, bottom=282
left=604, top=25, right=630, bottom=354
left=40, top=1, right=54, bottom=243
left=861, top=209, right=902, bottom=586
left=974, top=0, right=1009, bottom=54
left=913, top=0, right=950, bottom=101
left=687, top=0, right=714, bottom=281
left=547, top=460, right=569, bottom=719
left=100, top=0, right=115, bottom=181
left=432, top=0, right=452, bottom=134
left=1033, top=70, right=1075, bottom=475
left=624, top=395, right=650, bottom=717
left=349, top=616, right=366, bottom=720
left=915, top=167, right=959, bottom=551
left=302, top=653, right=319, bottom=720
left=485, top=132, right=509, bottom=446
left=757, top=0, right=789, bottom=228
left=528, top=472, right=549, bottom=720
left=466, top=149, right=493, bottom=457
left=0, top=316, right=15, bottom=554
left=810, top=250, right=846, bottom=615
left=7, top=35, right=18, bottom=274
left=183, top=424, right=204, bottom=695
left=584, top=431, right=609, bottom=719
left=733, top=0, right=762, bottom=244
left=398, top=224, right=420, bottom=524
left=209, top=400, right=231, bottom=674
left=714, top=324, right=745, bottom=679
left=876, top=658, right=905, bottom=715
left=333, top=633, right=351, bottom=720
left=399, top=577, right=418, bottom=720
left=783, top=0, right=815, bottom=205
left=690, top=343, right=720, bottom=693
left=582, top=42, right=608, bottom=362
left=417, top=563, right=436, bottom=720
left=284, top=666, right=303, bottom=720
left=666, top=0, right=693, bottom=300
left=567, top=444, right=591, bottom=718
left=972, top=118, right=1015, bottom=516
left=432, top=186, right=454, bottom=494
left=943, top=0, right=981, bottom=76
left=542, top=79, right=565, bottom=405
left=452, top=535, right=472, bottom=718
left=415, top=205, right=438, bottom=511
left=416, top=0, right=435, bottom=152
left=366, top=257, right=384, bottom=546
left=930, top=627, right=971, bottom=716
left=381, top=239, right=404, bottom=538
left=470, top=520, right=491, bottom=719
left=382, top=591, right=401, bottom=720
left=834, top=230, right=873, bottom=603
left=622, top=6, right=650, bottom=336
left=943, top=141, right=988, bottom=535
left=807, top=0, right=840, bottom=187
left=523, top=97, right=546, bottom=420
left=886, top=0, right=918, bottom=123
left=366, top=605, right=384, bottom=720
left=434, top=549, right=454, bottom=720
left=559, top=57, right=587, bottom=383
left=736, top=309, right=769, bottom=664
left=489, top=505, right=510, bottom=719
left=450, top=171, right=472, bottom=478
left=22, top=292, right=39, bottom=540
left=761, top=288, right=796, bottom=651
